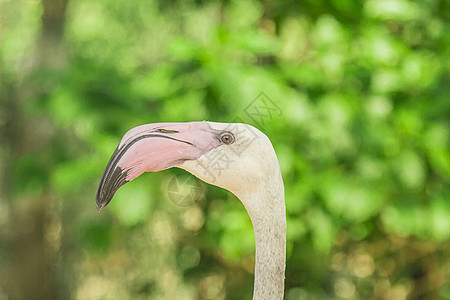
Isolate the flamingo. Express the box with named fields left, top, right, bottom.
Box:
left=96, top=121, right=286, bottom=299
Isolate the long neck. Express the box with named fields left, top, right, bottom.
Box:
left=239, top=173, right=286, bottom=300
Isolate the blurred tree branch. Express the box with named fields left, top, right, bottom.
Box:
left=2, top=0, right=69, bottom=299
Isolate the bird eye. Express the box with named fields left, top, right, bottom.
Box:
left=220, top=132, right=235, bottom=144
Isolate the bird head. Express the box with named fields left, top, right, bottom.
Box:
left=95, top=121, right=279, bottom=210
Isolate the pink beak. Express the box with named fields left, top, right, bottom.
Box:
left=95, top=121, right=223, bottom=210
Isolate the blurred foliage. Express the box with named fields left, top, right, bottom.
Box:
left=0, top=0, right=449, bottom=299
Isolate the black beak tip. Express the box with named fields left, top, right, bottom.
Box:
left=95, top=189, right=110, bottom=211
left=95, top=197, right=107, bottom=211
left=95, top=167, right=129, bottom=212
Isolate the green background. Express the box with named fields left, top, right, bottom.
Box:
left=0, top=0, right=449, bottom=299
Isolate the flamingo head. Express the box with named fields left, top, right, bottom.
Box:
left=95, top=121, right=278, bottom=210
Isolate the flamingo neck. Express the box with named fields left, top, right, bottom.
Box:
left=238, top=173, right=286, bottom=300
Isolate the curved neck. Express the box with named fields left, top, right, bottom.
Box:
left=238, top=173, right=286, bottom=300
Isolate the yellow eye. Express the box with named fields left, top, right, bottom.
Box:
left=220, top=132, right=235, bottom=144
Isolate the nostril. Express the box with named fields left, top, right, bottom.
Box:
left=157, top=129, right=178, bottom=133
